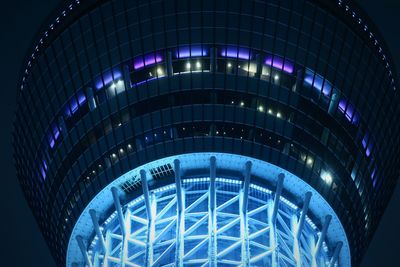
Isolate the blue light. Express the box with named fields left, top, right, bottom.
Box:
left=175, top=45, right=208, bottom=58
left=48, top=124, right=60, bottom=148
left=39, top=159, right=47, bottom=181
left=338, top=99, right=360, bottom=125
left=67, top=153, right=351, bottom=267
left=95, top=69, right=122, bottom=90
left=133, top=52, right=163, bottom=70
left=304, top=70, right=332, bottom=96
left=371, top=167, right=377, bottom=188
left=64, top=90, right=87, bottom=117
left=362, top=133, right=373, bottom=157
left=220, top=46, right=251, bottom=60
left=265, top=55, right=294, bottom=73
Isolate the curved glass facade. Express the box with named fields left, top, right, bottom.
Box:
left=13, top=0, right=400, bottom=266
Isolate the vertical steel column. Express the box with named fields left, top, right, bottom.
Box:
left=120, top=210, right=131, bottom=267
left=85, top=87, right=96, bottom=111
left=272, top=173, right=285, bottom=225
left=166, top=51, right=173, bottom=76
left=293, top=68, right=304, bottom=92
left=328, top=242, right=343, bottom=267
left=111, top=187, right=126, bottom=236
left=89, top=209, right=106, bottom=253
left=208, top=156, right=217, bottom=266
left=270, top=173, right=285, bottom=267
left=240, top=161, right=252, bottom=266
left=140, top=170, right=152, bottom=221
left=210, top=48, right=217, bottom=73
left=123, top=64, right=132, bottom=89
left=255, top=54, right=262, bottom=78
left=76, top=235, right=93, bottom=267
left=174, top=159, right=185, bottom=267
left=141, top=169, right=155, bottom=267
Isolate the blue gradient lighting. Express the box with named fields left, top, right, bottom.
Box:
left=338, top=99, right=360, bottom=125
left=220, top=46, right=251, bottom=60
left=362, top=133, right=373, bottom=157
left=133, top=52, right=163, bottom=70
left=95, top=69, right=122, bottom=90
left=304, top=70, right=332, bottom=96
left=265, top=55, right=294, bottom=73
left=371, top=167, right=377, bottom=188
left=48, top=124, right=60, bottom=148
left=64, top=91, right=87, bottom=117
left=175, top=45, right=208, bottom=58
left=40, top=159, right=47, bottom=181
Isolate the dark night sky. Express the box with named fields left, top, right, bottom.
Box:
left=0, top=1, right=399, bottom=266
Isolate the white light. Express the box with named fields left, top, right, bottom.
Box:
left=196, top=61, right=201, bottom=68
left=119, top=148, right=124, bottom=153
left=274, top=74, right=279, bottom=80
left=276, top=112, right=281, bottom=118
left=227, top=63, right=232, bottom=68
left=157, top=68, right=163, bottom=75
left=240, top=101, right=244, bottom=107
left=112, top=153, right=117, bottom=158
left=117, top=80, right=124, bottom=86
left=186, top=62, right=191, bottom=70
left=321, top=170, right=333, bottom=185
left=127, top=144, right=132, bottom=149
left=258, top=106, right=264, bottom=112
left=268, top=109, right=273, bottom=114
left=306, top=157, right=313, bottom=166
left=110, top=83, right=116, bottom=89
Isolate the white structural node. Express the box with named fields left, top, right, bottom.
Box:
left=73, top=156, right=344, bottom=267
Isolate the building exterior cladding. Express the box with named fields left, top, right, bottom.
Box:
left=12, top=0, right=400, bottom=266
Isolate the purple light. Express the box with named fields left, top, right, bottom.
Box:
left=95, top=69, right=122, bottom=90
left=304, top=73, right=332, bottom=96
left=265, top=56, right=294, bottom=73
left=338, top=99, right=359, bottom=124
left=176, top=45, right=208, bottom=58
left=133, top=52, right=163, bottom=70
left=40, top=159, right=47, bottom=180
left=220, top=47, right=251, bottom=60
left=64, top=91, right=87, bottom=117
left=362, top=133, right=373, bottom=157
left=371, top=167, right=376, bottom=179
left=48, top=124, right=60, bottom=148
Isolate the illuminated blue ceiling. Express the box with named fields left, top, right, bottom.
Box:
left=67, top=153, right=350, bottom=267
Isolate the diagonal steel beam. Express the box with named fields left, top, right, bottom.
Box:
left=315, top=215, right=332, bottom=257
left=76, top=235, right=93, bottom=267
left=328, top=241, right=343, bottom=267
left=208, top=156, right=217, bottom=266
left=296, top=192, right=312, bottom=240
left=174, top=159, right=185, bottom=267
left=89, top=209, right=106, bottom=253
left=140, top=170, right=152, bottom=221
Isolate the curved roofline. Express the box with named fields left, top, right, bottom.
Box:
left=17, top=0, right=399, bottom=99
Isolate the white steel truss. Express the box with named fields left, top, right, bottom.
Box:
left=77, top=158, right=341, bottom=267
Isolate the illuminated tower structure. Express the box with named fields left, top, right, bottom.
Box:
left=13, top=0, right=400, bottom=266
